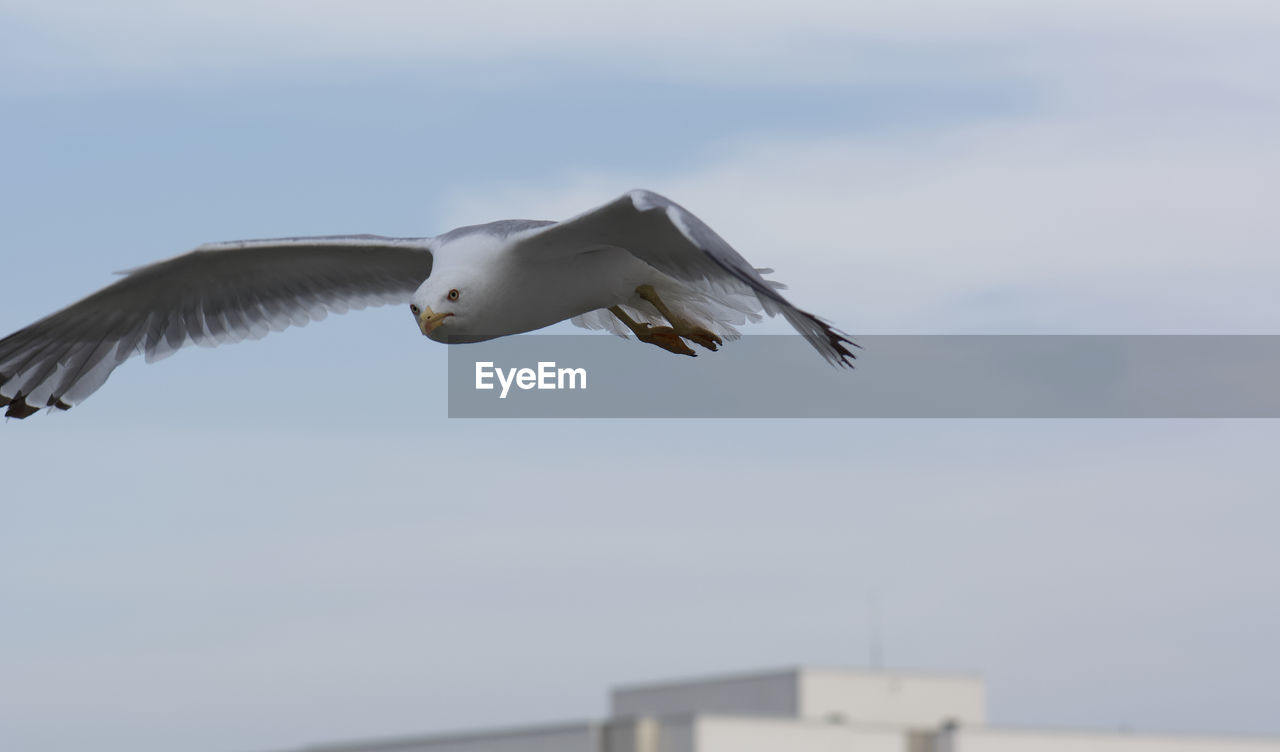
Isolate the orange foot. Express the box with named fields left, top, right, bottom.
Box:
left=675, top=322, right=722, bottom=351
left=636, top=324, right=697, bottom=357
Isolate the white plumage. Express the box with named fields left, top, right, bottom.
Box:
left=0, top=190, right=854, bottom=419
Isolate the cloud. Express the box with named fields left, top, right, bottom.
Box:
left=5, top=1, right=1280, bottom=89
left=441, top=100, right=1280, bottom=334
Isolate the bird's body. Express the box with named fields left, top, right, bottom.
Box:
left=418, top=223, right=656, bottom=342
left=0, top=190, right=855, bottom=419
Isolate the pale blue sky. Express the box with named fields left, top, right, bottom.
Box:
left=3, top=3, right=1280, bottom=751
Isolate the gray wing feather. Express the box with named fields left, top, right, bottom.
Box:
left=0, top=235, right=433, bottom=418
left=514, top=190, right=856, bottom=367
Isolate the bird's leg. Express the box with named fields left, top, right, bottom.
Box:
left=635, top=284, right=722, bottom=351
left=608, top=306, right=697, bottom=357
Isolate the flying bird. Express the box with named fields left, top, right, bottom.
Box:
left=0, top=190, right=855, bottom=419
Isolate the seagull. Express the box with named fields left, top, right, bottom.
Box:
left=0, top=190, right=855, bottom=419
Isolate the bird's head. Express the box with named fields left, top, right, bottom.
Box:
left=409, top=280, right=466, bottom=343
left=409, top=231, right=514, bottom=343
left=410, top=262, right=505, bottom=343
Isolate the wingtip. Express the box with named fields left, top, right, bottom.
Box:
left=0, top=392, right=71, bottom=419
left=831, top=335, right=859, bottom=370
left=805, top=313, right=859, bottom=369
left=4, top=392, right=39, bottom=419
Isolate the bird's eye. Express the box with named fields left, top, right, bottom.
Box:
left=447, top=289, right=460, bottom=301
left=409, top=304, right=420, bottom=315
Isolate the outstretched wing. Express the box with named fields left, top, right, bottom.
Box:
left=0, top=235, right=433, bottom=419
left=512, top=190, right=856, bottom=367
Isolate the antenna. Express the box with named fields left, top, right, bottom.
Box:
left=869, top=590, right=884, bottom=670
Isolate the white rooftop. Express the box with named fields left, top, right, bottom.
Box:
left=612, top=665, right=985, bottom=727
left=289, top=666, right=1280, bottom=752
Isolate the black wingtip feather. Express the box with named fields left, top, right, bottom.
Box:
left=5, top=392, right=38, bottom=419
left=830, top=337, right=859, bottom=369
left=804, top=312, right=858, bottom=369
left=47, top=395, right=72, bottom=411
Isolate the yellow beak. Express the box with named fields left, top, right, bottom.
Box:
left=417, top=306, right=454, bottom=336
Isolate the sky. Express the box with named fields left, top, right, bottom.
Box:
left=2, top=2, right=1280, bottom=751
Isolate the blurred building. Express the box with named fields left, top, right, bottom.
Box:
left=284, top=666, right=1280, bottom=752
